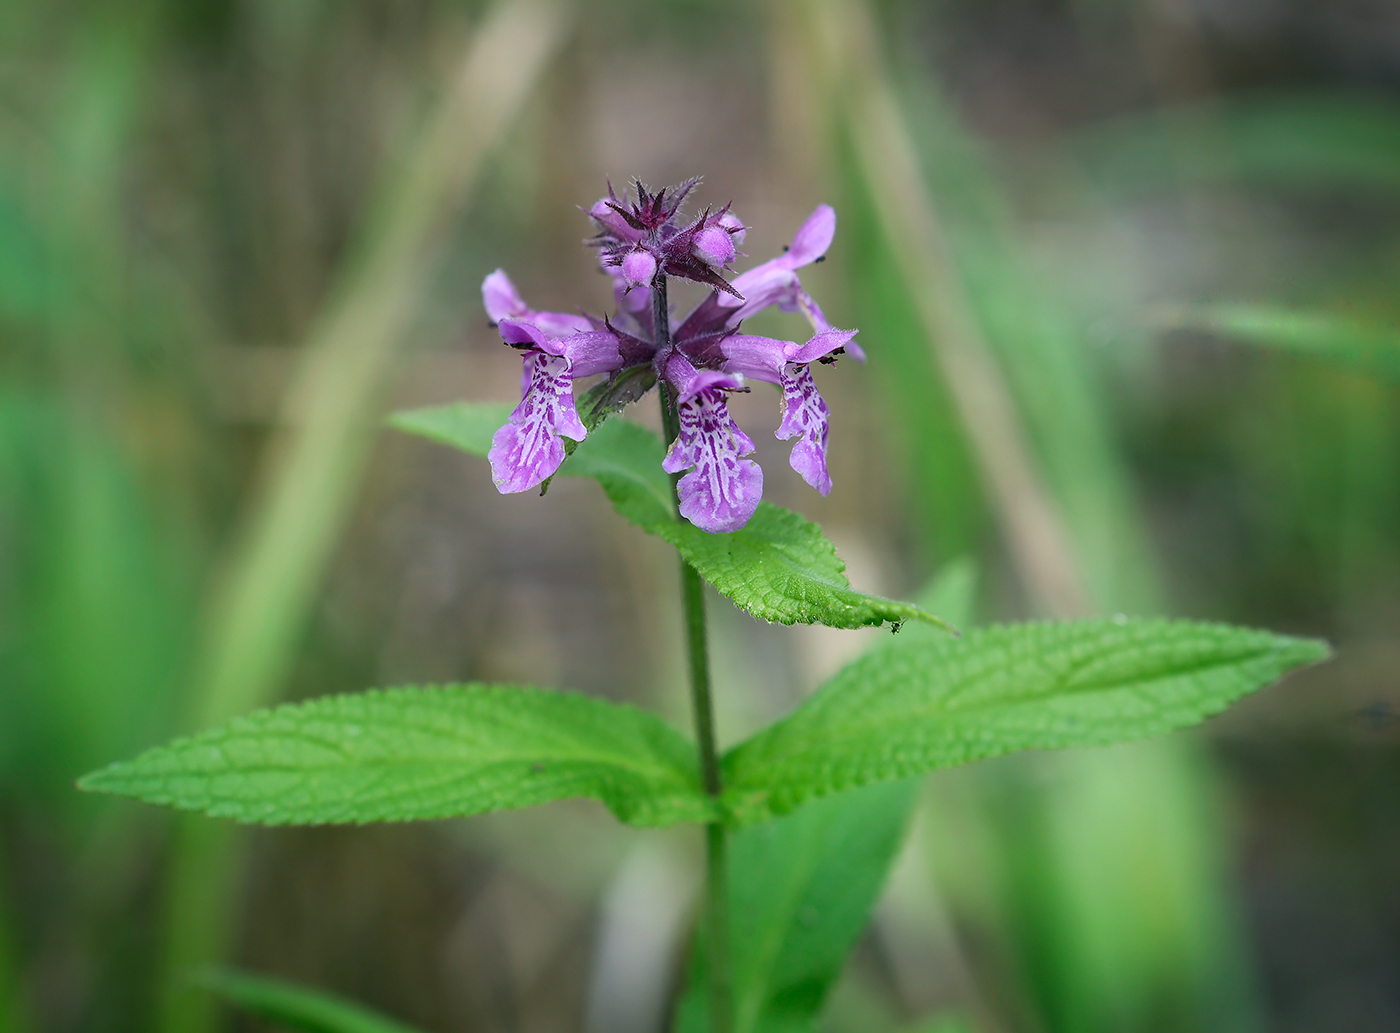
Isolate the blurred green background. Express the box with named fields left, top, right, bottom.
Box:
left=1, top=0, right=1397, bottom=1030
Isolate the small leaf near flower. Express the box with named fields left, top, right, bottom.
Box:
left=392, top=404, right=954, bottom=632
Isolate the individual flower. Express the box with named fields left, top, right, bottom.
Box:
left=484, top=181, right=862, bottom=534
left=660, top=354, right=763, bottom=532
left=486, top=317, right=622, bottom=493
left=716, top=328, right=858, bottom=495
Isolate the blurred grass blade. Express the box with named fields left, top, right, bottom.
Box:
left=998, top=741, right=1265, bottom=1033
left=722, top=619, right=1328, bottom=826
left=157, top=5, right=573, bottom=1032
left=1172, top=304, right=1400, bottom=381
left=81, top=684, right=713, bottom=827
left=392, top=406, right=954, bottom=631
left=0, top=887, right=29, bottom=1033
left=194, top=0, right=572, bottom=731
left=199, top=970, right=423, bottom=1033
left=836, top=171, right=986, bottom=566
left=798, top=0, right=1089, bottom=617
left=1065, top=92, right=1400, bottom=198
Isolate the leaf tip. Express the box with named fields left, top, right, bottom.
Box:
left=384, top=407, right=425, bottom=433
left=1283, top=633, right=1333, bottom=668
left=74, top=763, right=120, bottom=795
left=911, top=608, right=960, bottom=637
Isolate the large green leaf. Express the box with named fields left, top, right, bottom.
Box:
left=390, top=403, right=952, bottom=632
left=721, top=619, right=1328, bottom=826
left=79, top=684, right=714, bottom=827
left=674, top=561, right=979, bottom=1033
left=198, top=970, right=423, bottom=1033
left=676, top=781, right=919, bottom=1033
left=1174, top=304, right=1400, bottom=382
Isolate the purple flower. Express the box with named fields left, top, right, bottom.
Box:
left=717, top=328, right=858, bottom=496
left=483, top=182, right=862, bottom=533
left=660, top=353, right=763, bottom=533
left=484, top=308, right=620, bottom=493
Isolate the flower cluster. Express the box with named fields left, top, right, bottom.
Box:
left=485, top=180, right=863, bottom=534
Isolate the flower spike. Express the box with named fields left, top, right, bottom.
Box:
left=482, top=182, right=861, bottom=532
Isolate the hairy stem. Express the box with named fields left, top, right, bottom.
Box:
left=655, top=275, right=732, bottom=1033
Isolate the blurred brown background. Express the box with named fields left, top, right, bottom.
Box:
left=1, top=0, right=1398, bottom=1030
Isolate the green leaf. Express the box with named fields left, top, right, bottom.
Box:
left=79, top=684, right=714, bottom=827
left=562, top=415, right=676, bottom=527
left=1173, top=304, right=1400, bottom=382
left=721, top=619, right=1328, bottom=827
left=387, top=401, right=512, bottom=455
left=390, top=403, right=953, bottom=632
left=542, top=364, right=659, bottom=495
left=198, top=969, right=423, bottom=1033
left=676, top=781, right=918, bottom=1033
left=674, top=561, right=979, bottom=1033
left=575, top=362, right=659, bottom=432
left=658, top=504, right=949, bottom=631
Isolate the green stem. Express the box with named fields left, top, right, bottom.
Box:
left=655, top=276, right=732, bottom=1033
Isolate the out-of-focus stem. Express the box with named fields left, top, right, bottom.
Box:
left=154, top=5, right=571, bottom=1032
left=654, top=276, right=732, bottom=1033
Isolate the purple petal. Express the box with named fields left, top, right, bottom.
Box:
left=531, top=310, right=598, bottom=337
left=678, top=458, right=763, bottom=534
left=497, top=321, right=623, bottom=378
left=787, top=327, right=859, bottom=364
left=776, top=363, right=833, bottom=495
left=590, top=198, right=645, bottom=243
left=481, top=270, right=593, bottom=337
left=661, top=381, right=763, bottom=533
left=482, top=269, right=528, bottom=322
left=717, top=333, right=789, bottom=384
left=498, top=318, right=550, bottom=349
left=721, top=266, right=832, bottom=334
left=488, top=351, right=585, bottom=494
left=663, top=351, right=746, bottom=401
left=786, top=204, right=836, bottom=266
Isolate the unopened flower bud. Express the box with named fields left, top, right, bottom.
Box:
left=621, top=249, right=657, bottom=288
left=718, top=211, right=746, bottom=246
left=692, top=225, right=736, bottom=270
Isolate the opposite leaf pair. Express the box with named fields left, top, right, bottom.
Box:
left=78, top=617, right=1327, bottom=831
left=80, top=403, right=1328, bottom=829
